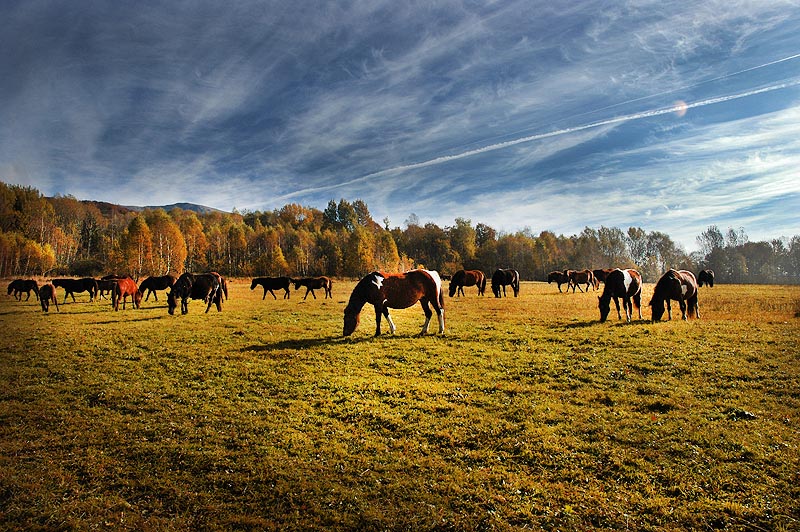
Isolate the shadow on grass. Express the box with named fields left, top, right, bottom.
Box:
left=242, top=332, right=442, bottom=352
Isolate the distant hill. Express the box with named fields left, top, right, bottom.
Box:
left=81, top=200, right=225, bottom=217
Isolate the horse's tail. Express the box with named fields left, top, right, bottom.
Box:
left=111, top=282, right=120, bottom=311
left=479, top=274, right=487, bottom=294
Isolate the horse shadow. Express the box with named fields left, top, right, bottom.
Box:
left=242, top=336, right=342, bottom=353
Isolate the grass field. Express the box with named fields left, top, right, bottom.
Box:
left=1, top=278, right=798, bottom=531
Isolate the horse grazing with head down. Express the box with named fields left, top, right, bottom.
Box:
left=547, top=271, right=570, bottom=293
left=251, top=276, right=292, bottom=300
left=568, top=269, right=595, bottom=293
left=698, top=269, right=715, bottom=287
left=598, top=268, right=642, bottom=322
left=112, top=277, right=142, bottom=311
left=7, top=279, right=39, bottom=301
left=650, top=269, right=700, bottom=321
left=343, top=269, right=444, bottom=337
left=39, top=283, right=59, bottom=312
left=294, top=276, right=332, bottom=300
left=138, top=275, right=176, bottom=302
left=491, top=269, right=520, bottom=298
left=448, top=269, right=486, bottom=297
left=168, top=273, right=223, bottom=315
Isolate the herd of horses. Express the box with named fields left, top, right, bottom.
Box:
left=8, top=266, right=714, bottom=335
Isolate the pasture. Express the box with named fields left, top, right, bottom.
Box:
left=1, top=278, right=798, bottom=531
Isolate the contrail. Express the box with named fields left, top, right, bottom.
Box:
left=275, top=78, right=800, bottom=202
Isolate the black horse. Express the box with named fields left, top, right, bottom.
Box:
left=52, top=278, right=98, bottom=303
left=7, top=279, right=39, bottom=301
left=698, top=269, right=715, bottom=287
left=138, top=274, right=177, bottom=302
left=167, top=273, right=222, bottom=315
left=491, top=269, right=520, bottom=298
left=251, top=276, right=292, bottom=300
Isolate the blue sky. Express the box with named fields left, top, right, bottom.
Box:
left=2, top=1, right=799, bottom=251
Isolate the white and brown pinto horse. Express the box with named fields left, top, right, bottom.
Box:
left=343, top=269, right=444, bottom=337
left=650, top=269, right=700, bottom=321
left=598, top=268, right=642, bottom=322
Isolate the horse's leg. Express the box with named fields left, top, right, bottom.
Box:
left=269, top=289, right=277, bottom=300
left=153, top=290, right=159, bottom=302
left=418, top=300, right=433, bottom=335
left=679, top=298, right=688, bottom=320
left=623, top=297, right=632, bottom=322
left=613, top=297, right=622, bottom=320
left=666, top=300, right=672, bottom=320
left=693, top=296, right=700, bottom=319
left=384, top=307, right=396, bottom=334
left=284, top=288, right=290, bottom=299
left=374, top=305, right=383, bottom=336
left=633, top=293, right=642, bottom=320
left=435, top=303, right=445, bottom=334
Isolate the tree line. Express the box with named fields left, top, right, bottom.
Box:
left=1, top=181, right=798, bottom=284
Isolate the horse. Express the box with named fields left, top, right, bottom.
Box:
left=598, top=268, right=643, bottom=322
left=112, top=277, right=142, bottom=311
left=7, top=279, right=39, bottom=301
left=568, top=269, right=595, bottom=293
left=39, top=283, right=59, bottom=312
left=491, top=269, right=520, bottom=297
left=138, top=274, right=177, bottom=302
left=293, top=276, right=333, bottom=299
left=547, top=271, right=570, bottom=293
left=698, top=269, right=715, bottom=288
left=343, top=269, right=444, bottom=337
left=52, top=278, right=98, bottom=303
left=448, top=269, right=486, bottom=297
left=168, top=273, right=222, bottom=315
left=592, top=268, right=615, bottom=289
left=251, top=276, right=292, bottom=300
left=207, top=272, right=229, bottom=301
left=649, top=269, right=700, bottom=321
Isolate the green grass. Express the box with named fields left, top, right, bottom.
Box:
left=1, top=280, right=799, bottom=530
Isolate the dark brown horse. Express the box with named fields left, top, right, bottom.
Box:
left=52, top=278, right=98, bottom=303
left=294, top=276, right=332, bottom=299
left=650, top=269, right=700, bottom=321
left=138, top=274, right=177, bottom=302
left=7, top=279, right=39, bottom=301
left=547, top=271, right=570, bottom=293
left=491, top=269, right=519, bottom=298
left=343, top=269, right=444, bottom=337
left=251, top=276, right=292, bottom=300
left=168, top=273, right=222, bottom=315
left=448, top=269, right=486, bottom=297
left=112, top=277, right=142, bottom=311
left=568, top=269, right=595, bottom=293
left=592, top=268, right=615, bottom=289
left=39, top=283, right=59, bottom=312
left=598, top=268, right=642, bottom=322
left=698, top=269, right=715, bottom=287
left=207, top=271, right=229, bottom=301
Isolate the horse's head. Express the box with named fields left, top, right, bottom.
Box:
left=250, top=279, right=258, bottom=290
left=649, top=296, right=665, bottom=321
left=342, top=304, right=360, bottom=337
left=598, top=295, right=611, bottom=322
left=133, top=290, right=143, bottom=309
left=448, top=282, right=457, bottom=297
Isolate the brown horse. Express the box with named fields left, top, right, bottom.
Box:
left=294, top=276, right=332, bottom=299
left=698, top=269, right=715, bottom=287
left=592, top=268, right=615, bottom=289
left=650, top=269, right=700, bottom=321
left=39, top=283, right=59, bottom=312
left=568, top=269, right=595, bottom=293
left=598, top=268, right=642, bottom=322
left=7, top=279, right=39, bottom=301
left=491, top=269, right=520, bottom=298
left=112, top=277, right=142, bottom=311
left=343, top=269, right=444, bottom=337
left=138, top=274, right=177, bottom=302
left=251, top=276, right=292, bottom=299
left=448, top=269, right=486, bottom=297
left=547, top=271, right=570, bottom=293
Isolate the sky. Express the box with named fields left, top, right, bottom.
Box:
left=1, top=1, right=799, bottom=252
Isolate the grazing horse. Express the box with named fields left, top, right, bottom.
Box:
left=7, top=279, right=39, bottom=301
left=592, top=268, right=615, bottom=289
left=343, top=269, right=444, bottom=337
left=251, top=276, right=292, bottom=300
left=568, top=269, right=595, bottom=293
left=52, top=278, right=98, bottom=303
left=168, top=273, right=222, bottom=315
left=491, top=269, right=520, bottom=298
left=448, top=269, right=486, bottom=297
left=207, top=272, right=229, bottom=301
left=293, top=276, right=333, bottom=300
left=547, top=271, right=570, bottom=293
left=138, top=274, right=177, bottom=302
left=698, top=269, right=715, bottom=288
left=39, top=283, right=59, bottom=312
left=650, top=269, right=700, bottom=321
left=112, top=277, right=142, bottom=311
left=598, top=268, right=642, bottom=322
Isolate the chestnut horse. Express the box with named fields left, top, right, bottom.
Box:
left=547, top=271, right=570, bottom=293
left=293, top=276, right=332, bottom=300
left=39, top=283, right=59, bottom=312
left=251, top=276, right=292, bottom=300
left=138, top=274, right=176, bottom=302
left=7, top=279, right=39, bottom=301
left=650, top=269, right=700, bottom=321
left=448, top=269, right=486, bottom=297
left=168, top=273, right=223, bottom=315
left=343, top=269, right=444, bottom=337
left=698, top=269, right=715, bottom=287
left=52, top=278, right=98, bottom=303
left=592, top=268, right=615, bottom=290
left=598, top=268, right=642, bottom=322
left=491, top=269, right=520, bottom=298
left=112, top=277, right=142, bottom=311
left=568, top=269, right=595, bottom=293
